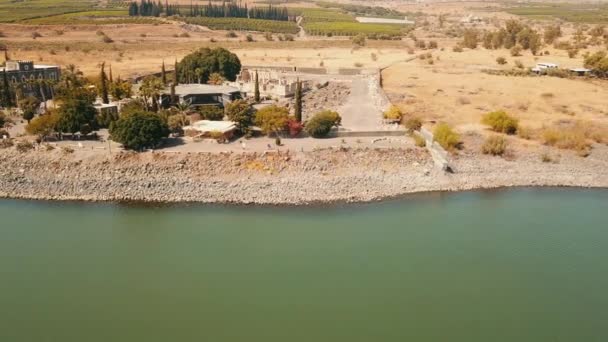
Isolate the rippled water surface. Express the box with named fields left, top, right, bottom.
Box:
left=1, top=188, right=607, bottom=342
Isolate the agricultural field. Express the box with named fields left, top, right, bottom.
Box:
left=294, top=6, right=412, bottom=37
left=289, top=7, right=355, bottom=22
left=21, top=10, right=161, bottom=25
left=183, top=16, right=299, bottom=33
left=0, top=0, right=98, bottom=23
left=505, top=3, right=608, bottom=23
left=304, top=21, right=409, bottom=37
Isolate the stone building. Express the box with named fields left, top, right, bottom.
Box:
left=230, top=68, right=310, bottom=99
left=0, top=60, right=61, bottom=101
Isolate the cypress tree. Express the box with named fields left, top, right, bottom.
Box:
left=100, top=62, right=109, bottom=104
left=254, top=70, right=260, bottom=102
left=294, top=79, right=302, bottom=122
left=173, top=59, right=179, bottom=85
left=1, top=70, right=12, bottom=108
left=161, top=60, right=167, bottom=85
left=109, top=64, right=114, bottom=83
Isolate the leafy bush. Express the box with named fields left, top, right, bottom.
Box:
left=225, top=99, right=254, bottom=132
left=482, top=110, right=518, bottom=134
left=413, top=133, right=426, bottom=147
left=254, top=105, right=289, bottom=135
left=383, top=105, right=402, bottom=121
left=109, top=111, right=169, bottom=151
left=496, top=56, right=507, bottom=65
left=510, top=45, right=522, bottom=56
left=543, top=129, right=589, bottom=156
left=481, top=135, right=507, bottom=156
left=305, top=110, right=341, bottom=138
left=287, top=119, right=303, bottom=137
left=452, top=45, right=463, bottom=52
left=405, top=117, right=422, bottom=131
left=200, top=106, right=224, bottom=121
left=433, top=123, right=461, bottom=151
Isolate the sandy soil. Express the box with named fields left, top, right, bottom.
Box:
left=382, top=45, right=608, bottom=134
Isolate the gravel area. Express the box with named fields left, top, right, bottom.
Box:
left=0, top=143, right=606, bottom=205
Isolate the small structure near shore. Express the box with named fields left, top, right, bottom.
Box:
left=183, top=120, right=237, bottom=141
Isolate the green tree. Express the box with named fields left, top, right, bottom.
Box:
left=544, top=25, right=561, bottom=44
left=110, top=111, right=169, bottom=150
left=99, top=62, right=110, bottom=104
left=352, top=34, right=366, bottom=47
left=462, top=29, right=479, bottom=49
left=304, top=110, right=341, bottom=138
left=584, top=50, right=608, bottom=77
left=26, top=112, right=60, bottom=141
left=19, top=95, right=40, bottom=123
left=55, top=88, right=98, bottom=134
left=1, top=67, right=13, bottom=108
left=254, top=71, right=260, bottom=103
left=294, top=79, right=302, bottom=123
left=176, top=47, right=241, bottom=84
left=208, top=72, right=225, bottom=85
left=254, top=105, right=289, bottom=135
left=161, top=60, right=167, bottom=85
left=139, top=76, right=164, bottom=112
left=225, top=99, right=253, bottom=132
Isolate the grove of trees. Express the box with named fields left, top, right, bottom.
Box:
left=129, top=0, right=289, bottom=21
left=176, top=47, right=241, bottom=84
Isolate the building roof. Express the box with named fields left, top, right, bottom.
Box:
left=168, top=84, right=240, bottom=96
left=570, top=68, right=591, bottom=72
left=0, top=64, right=59, bottom=72
left=183, top=120, right=237, bottom=134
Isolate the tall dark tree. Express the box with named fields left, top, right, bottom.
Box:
left=254, top=70, right=260, bottom=102
left=294, top=79, right=302, bottom=123
left=100, top=62, right=110, bottom=104
left=173, top=59, right=179, bottom=85
left=1, top=68, right=13, bottom=108
left=109, top=64, right=114, bottom=83
left=161, top=60, right=167, bottom=85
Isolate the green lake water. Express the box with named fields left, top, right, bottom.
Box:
left=1, top=188, right=607, bottom=342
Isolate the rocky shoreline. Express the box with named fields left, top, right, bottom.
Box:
left=0, top=146, right=607, bottom=205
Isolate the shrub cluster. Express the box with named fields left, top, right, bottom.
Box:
left=305, top=110, right=341, bottom=138
left=481, top=135, right=507, bottom=156
left=433, top=123, right=461, bottom=151
left=482, top=110, right=518, bottom=134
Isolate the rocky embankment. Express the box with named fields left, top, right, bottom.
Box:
left=0, top=146, right=607, bottom=205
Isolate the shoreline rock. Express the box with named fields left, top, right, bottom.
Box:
left=0, top=147, right=607, bottom=205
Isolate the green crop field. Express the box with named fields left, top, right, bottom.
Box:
left=506, top=4, right=608, bottom=23
left=304, top=21, right=409, bottom=37
left=21, top=10, right=162, bottom=25
left=0, top=0, right=102, bottom=23
left=289, top=7, right=355, bottom=22
left=290, top=6, right=411, bottom=37
left=183, top=17, right=299, bottom=34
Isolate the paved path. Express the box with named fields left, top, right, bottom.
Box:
left=338, top=77, right=384, bottom=131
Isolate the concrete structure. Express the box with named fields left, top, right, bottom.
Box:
left=230, top=68, right=310, bottom=99
left=570, top=68, right=591, bottom=76
left=94, top=103, right=119, bottom=116
left=183, top=120, right=237, bottom=140
left=0, top=60, right=60, bottom=100
left=161, top=84, right=242, bottom=108
left=532, top=62, right=559, bottom=74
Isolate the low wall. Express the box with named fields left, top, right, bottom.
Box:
left=329, top=129, right=405, bottom=138
left=419, top=127, right=451, bottom=172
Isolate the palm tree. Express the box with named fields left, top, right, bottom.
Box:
left=139, top=76, right=164, bottom=112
